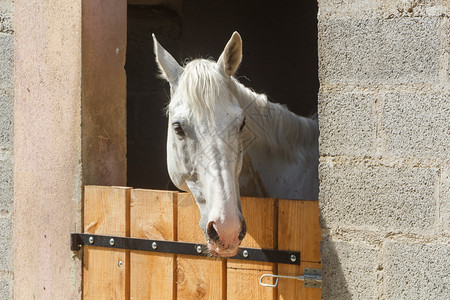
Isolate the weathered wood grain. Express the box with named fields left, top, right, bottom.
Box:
left=130, top=189, right=177, bottom=300
left=82, top=186, right=322, bottom=299
left=83, top=185, right=131, bottom=299
left=176, top=193, right=225, bottom=300
left=227, top=197, right=277, bottom=300
left=277, top=200, right=321, bottom=300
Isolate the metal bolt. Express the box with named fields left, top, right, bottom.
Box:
left=109, top=238, right=115, bottom=246
left=152, top=242, right=157, bottom=249
left=196, top=245, right=202, bottom=254
left=290, top=254, right=297, bottom=262
left=243, top=250, right=249, bottom=258
left=88, top=236, right=94, bottom=244
left=118, top=261, right=123, bottom=267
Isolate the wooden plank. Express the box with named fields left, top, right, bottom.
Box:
left=227, top=197, right=277, bottom=300
left=277, top=200, right=321, bottom=300
left=83, top=185, right=131, bottom=300
left=130, top=189, right=177, bottom=300
left=176, top=193, right=225, bottom=300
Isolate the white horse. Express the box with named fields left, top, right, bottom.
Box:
left=153, top=32, right=319, bottom=257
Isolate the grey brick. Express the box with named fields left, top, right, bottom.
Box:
left=0, top=33, right=13, bottom=92
left=443, top=16, right=450, bottom=84
left=321, top=239, right=378, bottom=299
left=0, top=158, right=13, bottom=213
left=318, top=93, right=377, bottom=156
left=0, top=93, right=13, bottom=149
left=0, top=277, right=12, bottom=300
left=319, top=0, right=448, bottom=20
left=384, top=242, right=450, bottom=299
left=319, top=162, right=439, bottom=233
left=382, top=93, right=450, bottom=160
left=441, top=166, right=450, bottom=236
left=0, top=3, right=13, bottom=34
left=318, top=17, right=440, bottom=84
left=0, top=217, right=13, bottom=272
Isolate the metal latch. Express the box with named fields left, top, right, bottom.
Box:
left=259, top=268, right=322, bottom=288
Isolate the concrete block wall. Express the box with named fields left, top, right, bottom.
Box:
left=0, top=1, right=13, bottom=299
left=317, top=1, right=449, bottom=299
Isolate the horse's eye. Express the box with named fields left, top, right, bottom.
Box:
left=172, top=122, right=185, bottom=137
left=239, top=117, right=246, bottom=132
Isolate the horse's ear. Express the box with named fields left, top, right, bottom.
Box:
left=217, top=32, right=242, bottom=76
left=153, top=34, right=183, bottom=84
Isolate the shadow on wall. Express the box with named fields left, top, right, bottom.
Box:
left=126, top=1, right=318, bottom=190
left=320, top=212, right=380, bottom=299
left=320, top=237, right=351, bottom=299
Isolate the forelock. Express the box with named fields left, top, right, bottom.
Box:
left=168, top=59, right=230, bottom=122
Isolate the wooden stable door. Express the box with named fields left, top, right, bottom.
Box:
left=82, top=186, right=321, bottom=299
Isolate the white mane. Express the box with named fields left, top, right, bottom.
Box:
left=168, top=59, right=228, bottom=122
left=230, top=77, right=319, bottom=162
left=168, top=58, right=319, bottom=162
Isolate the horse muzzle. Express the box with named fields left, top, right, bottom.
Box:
left=205, top=219, right=246, bottom=258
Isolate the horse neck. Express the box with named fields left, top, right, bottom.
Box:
left=230, top=78, right=319, bottom=160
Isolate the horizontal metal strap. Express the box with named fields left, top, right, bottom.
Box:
left=71, top=233, right=300, bottom=265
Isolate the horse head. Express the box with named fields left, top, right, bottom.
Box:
left=153, top=32, right=247, bottom=257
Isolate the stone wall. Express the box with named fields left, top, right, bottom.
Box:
left=0, top=0, right=13, bottom=298
left=317, top=1, right=449, bottom=299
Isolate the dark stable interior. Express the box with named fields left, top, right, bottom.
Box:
left=126, top=1, right=318, bottom=190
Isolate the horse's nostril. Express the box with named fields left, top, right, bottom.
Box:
left=207, top=221, right=220, bottom=243
left=238, top=220, right=247, bottom=241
